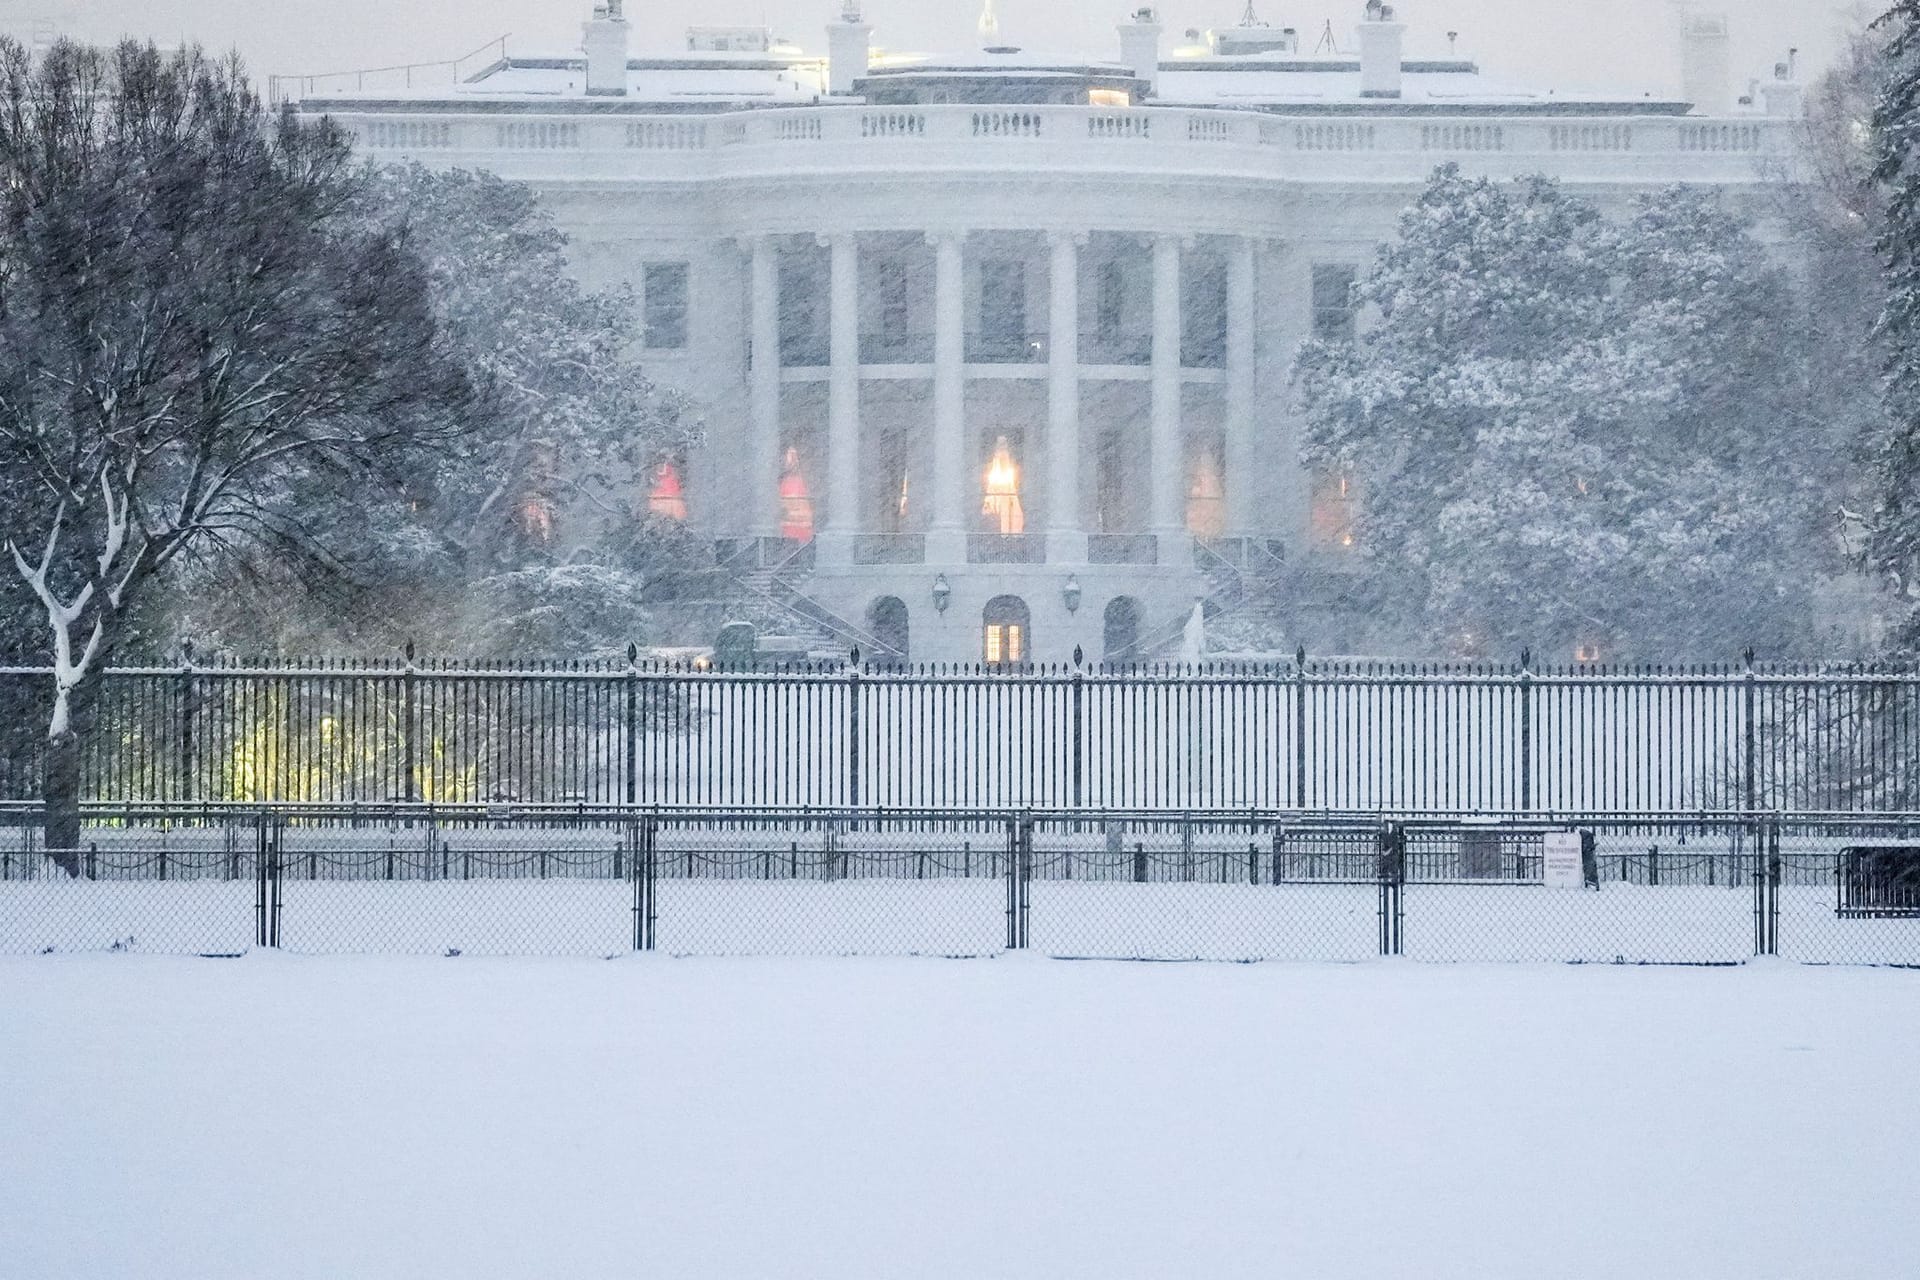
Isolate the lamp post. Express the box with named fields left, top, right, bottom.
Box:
left=1063, top=575, right=1083, bottom=614
left=932, top=573, right=953, bottom=614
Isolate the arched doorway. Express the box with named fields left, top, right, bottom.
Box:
left=867, top=596, right=910, bottom=667
left=983, top=595, right=1031, bottom=668
left=1104, top=597, right=1142, bottom=666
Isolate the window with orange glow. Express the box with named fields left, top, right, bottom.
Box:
left=1089, top=88, right=1131, bottom=107
left=779, top=447, right=814, bottom=541
left=1187, top=451, right=1226, bottom=538
left=981, top=436, right=1025, bottom=535
left=1309, top=470, right=1356, bottom=550
left=647, top=460, right=688, bottom=521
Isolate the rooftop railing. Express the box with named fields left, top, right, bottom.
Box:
left=318, top=102, right=1796, bottom=187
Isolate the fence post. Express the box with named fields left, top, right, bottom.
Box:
left=1071, top=656, right=1085, bottom=811
left=846, top=652, right=863, bottom=808
left=1742, top=649, right=1758, bottom=814
left=1293, top=648, right=1309, bottom=810
left=254, top=813, right=269, bottom=949
left=625, top=643, right=640, bottom=809
left=1378, top=823, right=1406, bottom=957
left=1518, top=650, right=1534, bottom=813
left=1005, top=816, right=1021, bottom=950
left=402, top=641, right=419, bottom=810
left=1018, top=813, right=1032, bottom=951
left=176, top=643, right=198, bottom=805
left=269, top=817, right=283, bottom=949
left=1766, top=815, right=1782, bottom=958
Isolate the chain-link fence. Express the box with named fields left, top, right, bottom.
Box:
left=2, top=806, right=1916, bottom=965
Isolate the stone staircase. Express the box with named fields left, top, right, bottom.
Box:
left=718, top=545, right=901, bottom=663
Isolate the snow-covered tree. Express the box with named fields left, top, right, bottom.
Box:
left=1295, top=167, right=1837, bottom=661
left=1871, top=0, right=1920, bottom=647
left=169, top=163, right=699, bottom=658
left=0, top=41, right=471, bottom=861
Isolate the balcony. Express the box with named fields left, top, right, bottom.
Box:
left=1087, top=534, right=1158, bottom=565
left=860, top=332, right=934, bottom=364
left=965, top=331, right=1049, bottom=364
left=968, top=534, right=1045, bottom=565
left=854, top=534, right=927, bottom=565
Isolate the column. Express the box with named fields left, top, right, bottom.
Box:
left=1150, top=234, right=1186, bottom=542
left=1046, top=231, right=1085, bottom=563
left=821, top=233, right=861, bottom=565
left=927, top=231, right=967, bottom=564
left=1224, top=236, right=1257, bottom=537
left=749, top=237, right=783, bottom=540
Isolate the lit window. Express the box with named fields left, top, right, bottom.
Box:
left=1310, top=470, right=1356, bottom=550
left=518, top=499, right=555, bottom=543
left=982, top=436, right=1025, bottom=535
left=644, top=262, right=690, bottom=349
left=983, top=596, right=1031, bottom=667
left=1089, top=88, right=1130, bottom=107
left=779, top=447, right=814, bottom=541
left=1187, top=450, right=1226, bottom=538
left=1311, top=264, right=1358, bottom=343
left=648, top=461, right=688, bottom=521
left=1574, top=643, right=1604, bottom=665
left=986, top=623, right=1024, bottom=665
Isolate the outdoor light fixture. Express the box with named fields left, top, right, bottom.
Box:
left=1063, top=575, right=1083, bottom=614
left=932, top=573, right=953, bottom=614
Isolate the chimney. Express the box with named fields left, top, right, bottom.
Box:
left=828, top=2, right=873, bottom=95
left=1761, top=55, right=1804, bottom=118
left=1118, top=8, right=1163, bottom=98
left=582, top=2, right=629, bottom=97
left=1680, top=12, right=1733, bottom=116
left=1357, top=3, right=1405, bottom=100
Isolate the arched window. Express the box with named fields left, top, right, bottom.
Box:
left=1103, top=597, right=1142, bottom=666
left=867, top=597, right=910, bottom=667
left=983, top=595, right=1031, bottom=668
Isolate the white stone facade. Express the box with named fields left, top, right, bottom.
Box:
left=296, top=4, right=1804, bottom=665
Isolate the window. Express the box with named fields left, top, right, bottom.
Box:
left=1103, top=597, right=1142, bottom=665
left=1089, top=88, right=1131, bottom=107
left=1096, top=261, right=1127, bottom=342
left=644, top=262, right=690, bottom=349
left=981, top=435, right=1025, bottom=535
left=867, top=597, right=910, bottom=666
left=875, top=256, right=911, bottom=336
left=978, top=259, right=1028, bottom=356
left=778, top=256, right=823, bottom=365
left=648, top=460, right=688, bottom=522
left=983, top=596, right=1031, bottom=668
left=1186, top=448, right=1226, bottom=538
left=1311, top=264, right=1358, bottom=343
left=1183, top=255, right=1228, bottom=368
left=779, top=447, right=814, bottom=541
left=1310, top=470, right=1356, bottom=550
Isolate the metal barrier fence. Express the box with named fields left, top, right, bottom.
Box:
left=1, top=806, right=1915, bottom=966
left=1, top=657, right=1917, bottom=812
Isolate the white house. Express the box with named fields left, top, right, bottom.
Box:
left=292, top=1, right=1805, bottom=665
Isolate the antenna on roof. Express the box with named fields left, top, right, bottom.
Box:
left=1240, top=0, right=1261, bottom=26
left=1314, top=19, right=1339, bottom=55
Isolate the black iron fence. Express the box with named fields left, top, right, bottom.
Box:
left=2, top=657, right=1917, bottom=813
left=2, top=805, right=1916, bottom=966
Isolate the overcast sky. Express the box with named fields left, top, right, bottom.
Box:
left=6, top=0, right=1872, bottom=98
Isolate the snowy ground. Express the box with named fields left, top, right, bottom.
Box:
left=2, top=957, right=1917, bottom=1280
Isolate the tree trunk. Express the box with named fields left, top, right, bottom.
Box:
left=43, top=726, right=83, bottom=877
left=42, top=665, right=107, bottom=879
